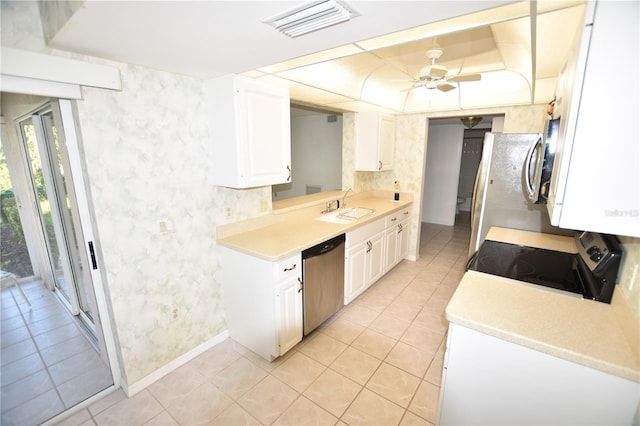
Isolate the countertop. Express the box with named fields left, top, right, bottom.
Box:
left=446, top=227, right=640, bottom=382
left=217, top=191, right=413, bottom=261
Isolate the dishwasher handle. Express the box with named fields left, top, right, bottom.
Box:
left=302, top=234, right=345, bottom=260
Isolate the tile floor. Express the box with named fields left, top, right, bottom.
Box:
left=1, top=279, right=113, bottom=425
left=56, top=217, right=471, bottom=426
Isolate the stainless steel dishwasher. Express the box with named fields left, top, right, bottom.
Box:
left=302, top=234, right=345, bottom=336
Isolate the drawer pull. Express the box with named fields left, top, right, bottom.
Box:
left=298, top=277, right=303, bottom=292
left=284, top=264, right=297, bottom=272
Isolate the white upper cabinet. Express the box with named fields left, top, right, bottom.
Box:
left=205, top=75, right=291, bottom=188
left=355, top=112, right=395, bottom=172
left=548, top=1, right=639, bottom=237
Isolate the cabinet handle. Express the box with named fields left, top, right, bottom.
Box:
left=284, top=264, right=297, bottom=272
left=366, top=240, right=372, bottom=253
left=378, top=161, right=382, bottom=171
left=398, top=224, right=403, bottom=234
left=297, top=277, right=303, bottom=293
left=403, top=211, right=409, bottom=216
left=391, top=217, right=397, bottom=222
left=287, top=165, right=292, bottom=182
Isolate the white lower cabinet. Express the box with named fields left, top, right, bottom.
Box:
left=221, top=248, right=302, bottom=360
left=344, top=218, right=385, bottom=304
left=438, top=324, right=639, bottom=425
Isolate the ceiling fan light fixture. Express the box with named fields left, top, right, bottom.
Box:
left=263, top=0, right=358, bottom=38
left=461, top=116, right=483, bottom=129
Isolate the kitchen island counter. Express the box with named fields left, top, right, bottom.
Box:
left=447, top=227, right=639, bottom=383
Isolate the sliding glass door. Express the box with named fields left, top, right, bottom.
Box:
left=17, top=103, right=96, bottom=334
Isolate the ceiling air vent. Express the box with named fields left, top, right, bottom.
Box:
left=262, top=0, right=359, bottom=38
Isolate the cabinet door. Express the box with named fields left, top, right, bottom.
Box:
left=355, top=112, right=395, bottom=171
left=397, top=220, right=410, bottom=261
left=384, top=226, right=398, bottom=273
left=367, top=232, right=385, bottom=284
left=378, top=114, right=395, bottom=171
left=240, top=79, right=292, bottom=188
left=277, top=276, right=303, bottom=355
left=345, top=243, right=367, bottom=304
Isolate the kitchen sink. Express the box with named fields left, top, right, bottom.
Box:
left=315, top=207, right=376, bottom=224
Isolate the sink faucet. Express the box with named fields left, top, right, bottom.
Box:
left=342, top=188, right=353, bottom=208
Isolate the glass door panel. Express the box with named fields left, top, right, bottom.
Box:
left=18, top=107, right=94, bottom=330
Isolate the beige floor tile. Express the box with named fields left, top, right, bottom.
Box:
left=407, top=380, right=440, bottom=424
left=303, top=368, right=362, bottom=418
left=383, top=299, right=423, bottom=323
left=272, top=351, right=326, bottom=392
left=424, top=342, right=445, bottom=386
left=319, top=318, right=365, bottom=345
left=273, top=396, right=338, bottom=425
left=94, top=390, right=164, bottom=425
left=385, top=341, right=434, bottom=378
left=355, top=290, right=394, bottom=313
left=211, top=403, right=260, bottom=425
left=400, top=322, right=445, bottom=357
left=400, top=410, right=433, bottom=425
left=148, top=363, right=207, bottom=408
left=212, top=357, right=268, bottom=400
left=190, top=338, right=243, bottom=380
left=165, top=382, right=233, bottom=425
left=341, top=388, right=405, bottom=426
left=144, top=410, right=178, bottom=425
left=338, top=304, right=380, bottom=327
left=350, top=329, right=397, bottom=360
left=368, top=312, right=411, bottom=340
left=237, top=375, right=299, bottom=425
left=298, top=333, right=348, bottom=366
left=330, top=347, right=381, bottom=386
left=366, top=362, right=421, bottom=408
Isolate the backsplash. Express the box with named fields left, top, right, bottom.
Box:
left=618, top=236, right=640, bottom=315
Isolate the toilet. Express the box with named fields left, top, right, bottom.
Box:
left=456, top=197, right=465, bottom=214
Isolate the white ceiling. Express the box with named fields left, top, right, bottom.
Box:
left=45, top=0, right=587, bottom=114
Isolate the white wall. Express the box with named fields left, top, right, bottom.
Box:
left=422, top=124, right=464, bottom=225
left=273, top=111, right=342, bottom=200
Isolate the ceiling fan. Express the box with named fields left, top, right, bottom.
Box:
left=406, top=44, right=482, bottom=92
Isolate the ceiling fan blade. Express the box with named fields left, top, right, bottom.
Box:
left=450, top=73, right=481, bottom=83
left=437, top=82, right=456, bottom=92
left=428, top=67, right=447, bottom=78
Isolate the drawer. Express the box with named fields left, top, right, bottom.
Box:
left=385, top=208, right=410, bottom=228
left=274, top=253, right=301, bottom=282
left=346, top=217, right=385, bottom=247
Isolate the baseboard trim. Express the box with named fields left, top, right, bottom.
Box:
left=123, top=330, right=229, bottom=397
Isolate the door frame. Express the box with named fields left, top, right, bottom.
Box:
left=2, top=82, right=121, bottom=393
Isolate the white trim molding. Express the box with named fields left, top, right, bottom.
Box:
left=122, top=331, right=230, bottom=397
left=1, top=47, right=121, bottom=91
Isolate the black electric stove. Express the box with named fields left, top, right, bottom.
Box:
left=467, top=231, right=623, bottom=303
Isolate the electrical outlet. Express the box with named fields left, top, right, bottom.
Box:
left=226, top=208, right=231, bottom=217
left=394, top=180, right=401, bottom=190
left=159, top=218, right=173, bottom=233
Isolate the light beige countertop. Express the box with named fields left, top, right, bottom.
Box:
left=217, top=191, right=413, bottom=261
left=447, top=227, right=639, bottom=382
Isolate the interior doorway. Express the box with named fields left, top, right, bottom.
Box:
left=1, top=95, right=116, bottom=425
